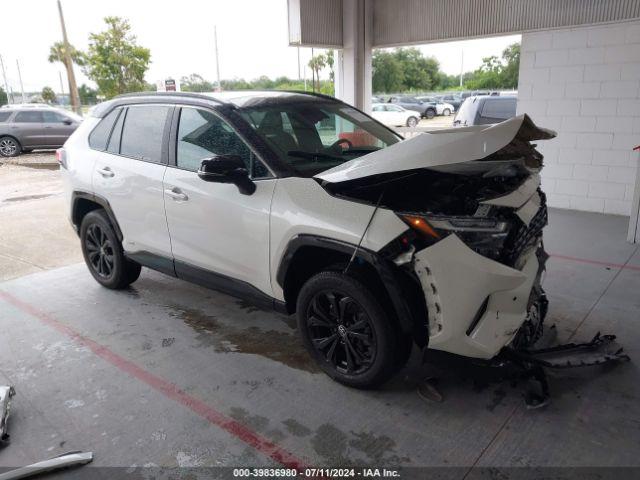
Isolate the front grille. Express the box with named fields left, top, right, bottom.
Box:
left=501, top=191, right=548, bottom=267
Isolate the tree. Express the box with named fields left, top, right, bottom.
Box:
left=0, top=86, right=7, bottom=106
left=82, top=17, right=151, bottom=99
left=325, top=50, right=335, bottom=82
left=372, top=50, right=404, bottom=93
left=78, top=84, right=98, bottom=104
left=464, top=43, right=520, bottom=90
left=180, top=73, right=214, bottom=92
left=42, top=86, right=57, bottom=104
left=308, top=53, right=326, bottom=91
left=394, top=48, right=440, bottom=91
left=48, top=41, right=85, bottom=66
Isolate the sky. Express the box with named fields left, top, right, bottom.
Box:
left=0, top=0, right=520, bottom=94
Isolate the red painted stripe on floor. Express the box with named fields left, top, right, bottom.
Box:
left=0, top=290, right=308, bottom=471
left=549, top=253, right=640, bottom=272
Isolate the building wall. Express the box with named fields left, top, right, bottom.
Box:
left=517, top=21, right=640, bottom=215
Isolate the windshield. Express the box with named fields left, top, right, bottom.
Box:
left=237, top=101, right=401, bottom=177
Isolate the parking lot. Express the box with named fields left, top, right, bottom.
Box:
left=0, top=152, right=639, bottom=477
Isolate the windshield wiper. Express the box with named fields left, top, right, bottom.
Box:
left=287, top=150, right=343, bottom=161
left=343, top=147, right=382, bottom=154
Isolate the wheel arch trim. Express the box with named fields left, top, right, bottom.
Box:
left=277, top=234, right=427, bottom=345
left=71, top=190, right=123, bottom=241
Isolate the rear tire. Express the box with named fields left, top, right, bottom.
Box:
left=296, top=271, right=400, bottom=388
left=0, top=137, right=21, bottom=157
left=442, top=108, right=451, bottom=116
left=80, top=210, right=141, bottom=289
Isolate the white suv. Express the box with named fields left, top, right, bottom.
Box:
left=61, top=91, right=555, bottom=388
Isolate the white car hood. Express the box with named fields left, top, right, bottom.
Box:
left=315, top=114, right=556, bottom=183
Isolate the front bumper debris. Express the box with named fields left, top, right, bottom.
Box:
left=501, top=332, right=630, bottom=409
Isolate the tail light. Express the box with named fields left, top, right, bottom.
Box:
left=56, top=148, right=67, bottom=169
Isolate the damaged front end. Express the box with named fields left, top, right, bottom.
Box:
left=317, top=115, right=629, bottom=404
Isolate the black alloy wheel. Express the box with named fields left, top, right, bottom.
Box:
left=296, top=271, right=401, bottom=388
left=80, top=209, right=141, bottom=289
left=85, top=223, right=115, bottom=279
left=306, top=290, right=376, bottom=375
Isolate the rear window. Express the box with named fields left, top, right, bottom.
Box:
left=480, top=98, right=516, bottom=120
left=89, top=109, right=121, bottom=151
left=119, top=105, right=171, bottom=162
left=0, top=112, right=11, bottom=122
left=14, top=111, right=44, bottom=123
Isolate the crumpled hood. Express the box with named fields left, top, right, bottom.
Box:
left=315, top=114, right=556, bottom=183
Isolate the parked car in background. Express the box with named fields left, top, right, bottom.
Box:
left=388, top=96, right=437, bottom=119
left=371, top=103, right=421, bottom=127
left=0, top=106, right=82, bottom=157
left=434, top=94, right=463, bottom=110
left=416, top=96, right=455, bottom=116
left=453, top=95, right=517, bottom=127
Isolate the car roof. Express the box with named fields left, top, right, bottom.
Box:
left=91, top=90, right=340, bottom=117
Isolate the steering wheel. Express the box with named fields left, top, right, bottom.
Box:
left=330, top=138, right=353, bottom=151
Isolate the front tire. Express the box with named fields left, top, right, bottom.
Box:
left=425, top=108, right=436, bottom=119
left=80, top=210, right=141, bottom=289
left=296, top=271, right=399, bottom=388
left=442, top=108, right=451, bottom=116
left=0, top=137, right=21, bottom=157
left=406, top=116, right=418, bottom=128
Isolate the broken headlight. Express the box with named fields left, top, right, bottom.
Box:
left=399, top=213, right=510, bottom=261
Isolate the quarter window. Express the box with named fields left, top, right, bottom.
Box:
left=42, top=111, right=69, bottom=123
left=107, top=108, right=126, bottom=154
left=89, top=108, right=121, bottom=151
left=120, top=105, right=170, bottom=162
left=14, top=111, right=43, bottom=123
left=176, top=107, right=269, bottom=178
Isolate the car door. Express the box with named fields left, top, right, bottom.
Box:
left=42, top=110, right=78, bottom=146
left=163, top=106, right=275, bottom=297
left=11, top=110, right=45, bottom=147
left=384, top=105, right=403, bottom=125
left=92, top=105, right=173, bottom=259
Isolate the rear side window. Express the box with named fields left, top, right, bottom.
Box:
left=14, top=111, right=43, bottom=123
left=120, top=105, right=170, bottom=162
left=480, top=98, right=516, bottom=120
left=89, top=109, right=121, bottom=151
left=0, top=112, right=11, bottom=122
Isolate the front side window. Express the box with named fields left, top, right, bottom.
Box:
left=120, top=105, right=170, bottom=162
left=238, top=101, right=400, bottom=177
left=14, top=111, right=43, bottom=123
left=176, top=107, right=269, bottom=178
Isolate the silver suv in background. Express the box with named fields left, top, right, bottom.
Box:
left=0, top=107, right=82, bottom=157
left=453, top=95, right=517, bottom=127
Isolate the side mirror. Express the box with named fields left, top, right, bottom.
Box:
left=63, top=119, right=73, bottom=125
left=197, top=155, right=256, bottom=195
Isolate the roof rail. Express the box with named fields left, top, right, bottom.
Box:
left=112, top=91, right=227, bottom=105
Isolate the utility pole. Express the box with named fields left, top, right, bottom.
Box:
left=459, top=49, right=464, bottom=88
left=16, top=60, right=25, bottom=103
left=214, top=26, right=221, bottom=92
left=0, top=54, right=10, bottom=105
left=297, top=46, right=301, bottom=80
left=59, top=71, right=66, bottom=97
left=57, top=0, right=80, bottom=113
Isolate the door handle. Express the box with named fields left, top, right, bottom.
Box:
left=165, top=187, right=188, bottom=201
left=97, top=167, right=114, bottom=178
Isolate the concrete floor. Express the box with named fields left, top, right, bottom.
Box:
left=0, top=156, right=639, bottom=477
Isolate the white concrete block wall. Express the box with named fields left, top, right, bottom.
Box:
left=517, top=21, right=640, bottom=216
